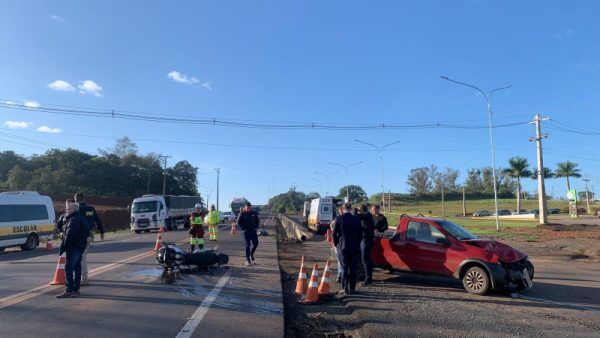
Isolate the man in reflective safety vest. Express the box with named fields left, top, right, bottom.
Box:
left=205, top=204, right=221, bottom=241
left=188, top=204, right=206, bottom=252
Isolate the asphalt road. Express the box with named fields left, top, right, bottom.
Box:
left=0, top=218, right=283, bottom=338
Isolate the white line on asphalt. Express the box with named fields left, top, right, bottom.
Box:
left=175, top=272, right=232, bottom=338
left=511, top=293, right=600, bottom=313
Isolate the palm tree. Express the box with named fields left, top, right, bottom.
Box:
left=502, top=157, right=531, bottom=214
left=555, top=161, right=582, bottom=191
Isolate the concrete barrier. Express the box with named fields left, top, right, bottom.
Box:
left=279, top=214, right=312, bottom=241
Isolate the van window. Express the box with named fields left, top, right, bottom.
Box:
left=0, top=205, right=49, bottom=222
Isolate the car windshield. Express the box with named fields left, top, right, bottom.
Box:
left=439, top=220, right=477, bottom=240
left=132, top=201, right=157, bottom=213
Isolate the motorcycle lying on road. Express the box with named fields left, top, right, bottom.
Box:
left=156, top=242, right=229, bottom=284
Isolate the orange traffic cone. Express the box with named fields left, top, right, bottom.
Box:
left=326, top=229, right=333, bottom=244
left=318, top=260, right=333, bottom=297
left=301, top=263, right=320, bottom=304
left=46, top=234, right=54, bottom=251
left=50, top=253, right=66, bottom=285
left=294, top=256, right=308, bottom=295
left=154, top=228, right=164, bottom=251
left=230, top=222, right=237, bottom=235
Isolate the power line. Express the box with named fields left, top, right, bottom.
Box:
left=0, top=100, right=530, bottom=131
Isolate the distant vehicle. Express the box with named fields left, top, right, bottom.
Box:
left=230, top=197, right=248, bottom=216
left=511, top=209, right=527, bottom=215
left=0, top=191, right=55, bottom=251
left=494, top=209, right=512, bottom=216
left=548, top=208, right=561, bottom=214
left=473, top=210, right=492, bottom=217
left=371, top=216, right=534, bottom=295
left=130, top=195, right=202, bottom=233
left=220, top=211, right=236, bottom=223
left=529, top=209, right=540, bottom=215
left=308, top=196, right=335, bottom=233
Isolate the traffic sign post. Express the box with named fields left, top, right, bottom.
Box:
left=567, top=189, right=578, bottom=219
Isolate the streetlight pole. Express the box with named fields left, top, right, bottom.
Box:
left=329, top=161, right=362, bottom=203
left=214, top=168, right=221, bottom=211
left=314, top=171, right=338, bottom=197
left=441, top=76, right=511, bottom=231
left=354, top=139, right=401, bottom=213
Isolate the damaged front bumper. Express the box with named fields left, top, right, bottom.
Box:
left=485, top=258, right=535, bottom=290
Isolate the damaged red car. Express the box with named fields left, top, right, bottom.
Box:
left=372, top=216, right=534, bottom=295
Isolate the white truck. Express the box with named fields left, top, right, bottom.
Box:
left=130, top=195, right=203, bottom=233
left=230, top=197, right=248, bottom=216
left=307, top=196, right=335, bottom=233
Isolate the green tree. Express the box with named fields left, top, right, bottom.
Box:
left=99, top=136, right=139, bottom=158
left=166, top=161, right=198, bottom=195
left=337, top=185, right=368, bottom=204
left=5, top=165, right=32, bottom=190
left=502, top=157, right=532, bottom=214
left=406, top=167, right=431, bottom=195
left=555, top=161, right=581, bottom=191
left=266, top=189, right=307, bottom=213
left=0, top=151, right=27, bottom=182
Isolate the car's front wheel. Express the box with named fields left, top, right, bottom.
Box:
left=462, top=266, right=490, bottom=295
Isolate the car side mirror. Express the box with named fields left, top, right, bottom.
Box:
left=436, top=237, right=451, bottom=246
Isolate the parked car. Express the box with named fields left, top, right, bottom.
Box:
left=473, top=210, right=492, bottom=217
left=220, top=211, right=236, bottom=223
left=548, top=208, right=561, bottom=214
left=371, top=216, right=534, bottom=295
left=493, top=209, right=512, bottom=216
left=511, top=209, right=527, bottom=215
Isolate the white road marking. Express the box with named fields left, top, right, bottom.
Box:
left=511, top=293, right=600, bottom=313
left=175, top=272, right=232, bottom=338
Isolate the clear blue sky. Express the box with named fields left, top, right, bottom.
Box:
left=1, top=1, right=599, bottom=206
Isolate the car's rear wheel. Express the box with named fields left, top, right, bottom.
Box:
left=462, top=266, right=490, bottom=295
left=20, top=234, right=38, bottom=251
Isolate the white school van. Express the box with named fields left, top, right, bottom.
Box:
left=0, top=191, right=56, bottom=251
left=307, top=196, right=335, bottom=233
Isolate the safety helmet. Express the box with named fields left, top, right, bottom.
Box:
left=194, top=203, right=202, bottom=209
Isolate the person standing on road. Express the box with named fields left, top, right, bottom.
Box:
left=358, top=204, right=387, bottom=286
left=332, top=202, right=362, bottom=294
left=189, top=204, right=206, bottom=252
left=56, top=202, right=89, bottom=298
left=205, top=204, right=221, bottom=242
left=75, top=193, right=104, bottom=286
left=330, top=204, right=344, bottom=283
left=371, top=204, right=389, bottom=233
left=237, top=202, right=260, bottom=266
left=55, top=199, right=75, bottom=233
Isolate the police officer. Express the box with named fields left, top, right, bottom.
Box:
left=205, top=204, right=221, bottom=241
left=189, top=204, right=206, bottom=252
left=332, top=202, right=362, bottom=294
left=74, top=193, right=104, bottom=286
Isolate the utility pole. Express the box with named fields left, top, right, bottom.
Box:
left=441, top=183, right=446, bottom=218
left=214, top=168, right=221, bottom=211
left=462, top=186, right=467, bottom=217
left=529, top=114, right=549, bottom=224
left=583, top=175, right=591, bottom=214
left=205, top=193, right=210, bottom=209
left=158, top=155, right=172, bottom=196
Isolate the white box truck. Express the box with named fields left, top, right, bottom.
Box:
left=130, top=195, right=202, bottom=233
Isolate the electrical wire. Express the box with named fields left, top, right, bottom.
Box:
left=0, top=100, right=530, bottom=131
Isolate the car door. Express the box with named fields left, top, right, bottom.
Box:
left=403, top=221, right=453, bottom=276
left=374, top=229, right=409, bottom=271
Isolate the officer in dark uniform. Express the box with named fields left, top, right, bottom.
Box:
left=74, top=193, right=104, bottom=286
left=332, top=202, right=363, bottom=294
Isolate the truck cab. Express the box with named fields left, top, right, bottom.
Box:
left=130, top=195, right=166, bottom=233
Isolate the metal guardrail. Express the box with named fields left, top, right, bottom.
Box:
left=278, top=214, right=312, bottom=241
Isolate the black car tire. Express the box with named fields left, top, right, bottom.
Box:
left=462, top=266, right=490, bottom=295
left=515, top=261, right=535, bottom=291
left=134, top=230, right=142, bottom=234
left=0, top=247, right=5, bottom=252
left=20, top=234, right=38, bottom=251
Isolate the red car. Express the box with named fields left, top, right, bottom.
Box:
left=372, top=216, right=534, bottom=295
